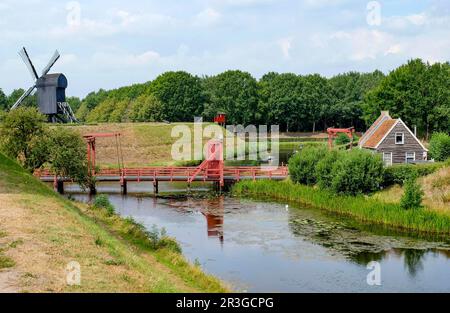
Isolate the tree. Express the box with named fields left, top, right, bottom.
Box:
left=129, top=94, right=163, bottom=122
left=109, top=100, right=130, bottom=122
left=149, top=71, right=205, bottom=122
left=328, top=71, right=384, bottom=130
left=7, top=88, right=37, bottom=108
left=86, top=98, right=117, bottom=123
left=300, top=74, right=332, bottom=132
left=203, top=70, right=258, bottom=125
left=257, top=73, right=303, bottom=130
left=400, top=176, right=423, bottom=210
left=363, top=59, right=449, bottom=138
left=429, top=132, right=450, bottom=161
left=46, top=128, right=90, bottom=188
left=0, top=88, right=8, bottom=111
left=66, top=96, right=81, bottom=113
left=0, top=107, right=47, bottom=170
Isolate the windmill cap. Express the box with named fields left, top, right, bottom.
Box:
left=36, top=73, right=68, bottom=88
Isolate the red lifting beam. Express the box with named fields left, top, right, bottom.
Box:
left=327, top=127, right=355, bottom=150
left=83, top=132, right=122, bottom=175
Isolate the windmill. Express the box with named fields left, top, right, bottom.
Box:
left=11, top=47, right=77, bottom=123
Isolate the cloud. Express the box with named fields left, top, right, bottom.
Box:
left=193, top=8, right=222, bottom=26
left=278, top=37, right=292, bottom=59
left=92, top=50, right=161, bottom=68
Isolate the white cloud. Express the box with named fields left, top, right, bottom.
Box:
left=278, top=37, right=293, bottom=59
left=92, top=50, right=160, bottom=68
left=193, top=8, right=222, bottom=26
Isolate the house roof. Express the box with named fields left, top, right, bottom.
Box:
left=362, top=119, right=398, bottom=148
left=359, top=111, right=390, bottom=147
left=359, top=112, right=428, bottom=151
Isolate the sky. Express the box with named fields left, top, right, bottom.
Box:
left=0, top=0, right=449, bottom=98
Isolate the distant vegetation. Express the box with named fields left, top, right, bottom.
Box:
left=2, top=58, right=447, bottom=136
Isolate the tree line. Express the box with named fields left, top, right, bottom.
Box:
left=1, top=58, right=448, bottom=136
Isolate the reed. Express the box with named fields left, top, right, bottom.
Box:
left=233, top=180, right=450, bottom=235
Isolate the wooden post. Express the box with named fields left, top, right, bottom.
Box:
left=121, top=179, right=127, bottom=195
left=56, top=179, right=64, bottom=194
left=153, top=180, right=159, bottom=195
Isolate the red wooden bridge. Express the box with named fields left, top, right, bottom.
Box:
left=34, top=134, right=288, bottom=194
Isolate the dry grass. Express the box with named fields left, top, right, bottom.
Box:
left=64, top=123, right=214, bottom=167
left=372, top=166, right=450, bottom=214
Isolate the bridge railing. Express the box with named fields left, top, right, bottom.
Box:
left=35, top=166, right=288, bottom=182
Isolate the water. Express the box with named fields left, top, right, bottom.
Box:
left=69, top=182, right=450, bottom=293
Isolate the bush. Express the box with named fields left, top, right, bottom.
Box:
left=329, top=149, right=384, bottom=195
left=316, top=150, right=340, bottom=189
left=334, top=133, right=351, bottom=145
left=93, top=195, right=115, bottom=216
left=429, top=132, right=450, bottom=162
left=288, top=146, right=327, bottom=185
left=400, top=177, right=423, bottom=210
left=383, top=163, right=444, bottom=186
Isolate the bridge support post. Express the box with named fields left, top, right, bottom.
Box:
left=89, top=186, right=97, bottom=195
left=55, top=180, right=64, bottom=194
left=153, top=181, right=159, bottom=195
left=121, top=179, right=127, bottom=195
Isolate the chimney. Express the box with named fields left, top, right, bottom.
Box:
left=414, top=125, right=417, bottom=137
left=381, top=110, right=389, bottom=116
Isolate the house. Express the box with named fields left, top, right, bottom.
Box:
left=358, top=111, right=428, bottom=165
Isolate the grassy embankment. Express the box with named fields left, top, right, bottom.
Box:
left=64, top=123, right=329, bottom=168
left=0, top=152, right=227, bottom=292
left=233, top=176, right=450, bottom=235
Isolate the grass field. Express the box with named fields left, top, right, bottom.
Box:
left=0, top=152, right=227, bottom=292
left=62, top=123, right=328, bottom=168
left=372, top=166, right=450, bottom=214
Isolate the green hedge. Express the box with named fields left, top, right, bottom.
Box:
left=383, top=162, right=444, bottom=186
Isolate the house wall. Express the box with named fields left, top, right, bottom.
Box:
left=376, top=122, right=427, bottom=164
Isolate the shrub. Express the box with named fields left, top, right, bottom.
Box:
left=330, top=149, right=384, bottom=195
left=400, top=176, right=423, bottom=210
left=429, top=132, right=450, bottom=162
left=334, top=133, right=350, bottom=145
left=93, top=195, right=115, bottom=216
left=315, top=150, right=340, bottom=189
left=383, top=163, right=444, bottom=186
left=288, top=146, right=327, bottom=185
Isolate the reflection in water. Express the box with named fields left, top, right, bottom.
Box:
left=403, top=249, right=426, bottom=277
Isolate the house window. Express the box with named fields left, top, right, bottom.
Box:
left=383, top=152, right=392, bottom=166
left=395, top=132, right=404, bottom=144
left=406, top=152, right=415, bottom=163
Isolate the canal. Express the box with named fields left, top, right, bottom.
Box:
left=68, top=182, right=450, bottom=293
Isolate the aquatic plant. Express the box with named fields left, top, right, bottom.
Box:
left=233, top=180, right=450, bottom=235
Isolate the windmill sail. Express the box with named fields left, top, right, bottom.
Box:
left=10, top=85, right=36, bottom=110
left=18, top=47, right=38, bottom=81
left=41, top=50, right=60, bottom=76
